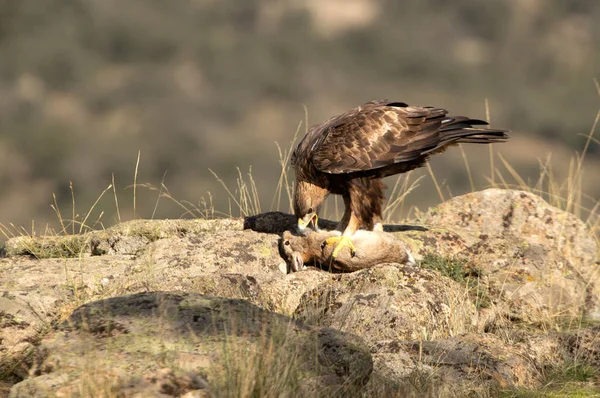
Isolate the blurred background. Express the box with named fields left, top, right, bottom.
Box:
left=0, top=0, right=599, bottom=236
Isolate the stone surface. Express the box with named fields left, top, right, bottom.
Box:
left=420, top=189, right=600, bottom=324
left=1, top=189, right=598, bottom=396
left=9, top=292, right=372, bottom=397
left=294, top=264, right=476, bottom=342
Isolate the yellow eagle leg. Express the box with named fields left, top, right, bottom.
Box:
left=324, top=235, right=356, bottom=258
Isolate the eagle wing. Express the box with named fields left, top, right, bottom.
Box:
left=310, top=102, right=448, bottom=174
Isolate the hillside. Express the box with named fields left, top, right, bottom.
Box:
left=1, top=0, right=599, bottom=232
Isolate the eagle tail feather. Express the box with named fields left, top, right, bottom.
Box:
left=451, top=132, right=509, bottom=144
left=420, top=117, right=508, bottom=156
left=439, top=128, right=508, bottom=142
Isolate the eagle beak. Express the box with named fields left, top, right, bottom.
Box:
left=298, top=213, right=318, bottom=232
left=310, top=213, right=319, bottom=230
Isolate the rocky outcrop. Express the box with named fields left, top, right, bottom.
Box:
left=10, top=292, right=372, bottom=397
left=420, top=189, right=600, bottom=326
left=1, top=189, right=598, bottom=397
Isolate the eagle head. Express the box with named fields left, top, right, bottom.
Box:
left=293, top=180, right=328, bottom=233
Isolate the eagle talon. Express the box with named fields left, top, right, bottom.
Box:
left=324, top=235, right=356, bottom=259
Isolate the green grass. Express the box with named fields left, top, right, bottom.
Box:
left=419, top=253, right=468, bottom=283
left=419, top=253, right=492, bottom=310
left=501, top=361, right=600, bottom=398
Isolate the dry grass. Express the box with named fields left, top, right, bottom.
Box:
left=187, top=88, right=600, bottom=247
left=1, top=87, right=599, bottom=397
left=213, top=324, right=304, bottom=398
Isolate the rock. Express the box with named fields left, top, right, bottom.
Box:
left=422, top=189, right=597, bottom=266
left=368, top=329, right=585, bottom=397
left=88, top=218, right=246, bottom=256
left=4, top=219, right=244, bottom=258
left=0, top=218, right=324, bottom=395
left=390, top=228, right=469, bottom=261
left=371, top=333, right=542, bottom=396
left=420, top=188, right=600, bottom=324
left=559, top=325, right=600, bottom=367
left=9, top=292, right=372, bottom=397
left=1, top=189, right=599, bottom=396
left=295, top=264, right=476, bottom=342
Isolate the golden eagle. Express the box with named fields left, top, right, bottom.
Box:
left=291, top=100, right=508, bottom=257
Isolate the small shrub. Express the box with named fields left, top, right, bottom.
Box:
left=419, top=253, right=467, bottom=283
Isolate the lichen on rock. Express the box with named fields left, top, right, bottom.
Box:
left=2, top=189, right=599, bottom=396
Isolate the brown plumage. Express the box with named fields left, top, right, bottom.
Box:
left=280, top=229, right=415, bottom=273
left=292, top=100, right=508, bottom=257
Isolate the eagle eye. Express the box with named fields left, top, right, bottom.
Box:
left=308, top=207, right=314, bottom=213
